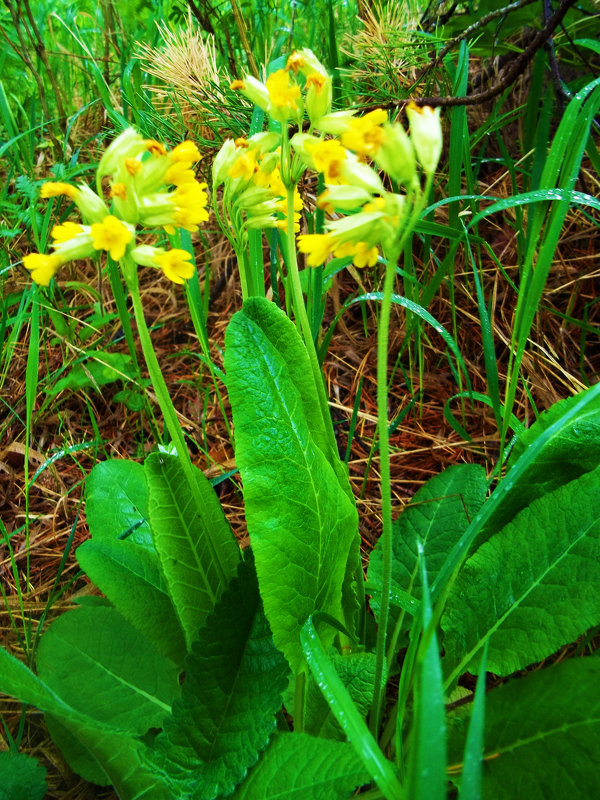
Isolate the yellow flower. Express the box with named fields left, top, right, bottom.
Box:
left=23, top=253, right=62, bottom=285
left=230, top=79, right=245, bottom=90
left=51, top=221, right=84, bottom=243
left=266, top=69, right=300, bottom=111
left=306, top=139, right=347, bottom=184
left=110, top=182, right=127, bottom=199
left=306, top=72, right=327, bottom=94
left=171, top=182, right=210, bottom=231
left=341, top=109, right=387, bottom=159
left=169, top=141, right=201, bottom=163
left=125, top=158, right=142, bottom=176
left=286, top=52, right=306, bottom=73
left=154, top=249, right=195, bottom=284
left=345, top=241, right=379, bottom=269
left=91, top=215, right=133, bottom=260
left=165, top=161, right=196, bottom=186
left=144, top=139, right=168, bottom=157
left=229, top=149, right=259, bottom=182
left=40, top=182, right=79, bottom=200
left=297, top=233, right=334, bottom=267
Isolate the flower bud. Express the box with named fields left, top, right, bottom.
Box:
left=314, top=110, right=357, bottom=135
left=305, top=72, right=332, bottom=124
left=97, top=128, right=147, bottom=181
left=232, top=75, right=270, bottom=113
left=406, top=103, right=442, bottom=175
left=371, top=122, right=415, bottom=186
left=340, top=152, right=386, bottom=195
left=213, top=139, right=237, bottom=187
left=317, top=185, right=373, bottom=212
left=73, top=183, right=110, bottom=223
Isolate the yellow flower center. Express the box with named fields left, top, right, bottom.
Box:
left=230, top=79, right=245, bottom=91
left=286, top=52, right=305, bottom=73
left=144, top=139, right=167, bottom=157
left=125, top=158, right=142, bottom=176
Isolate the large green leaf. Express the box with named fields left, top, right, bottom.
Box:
left=231, top=732, right=370, bottom=799
left=442, top=465, right=600, bottom=679
left=0, top=646, right=168, bottom=799
left=447, top=657, right=600, bottom=799
left=77, top=538, right=186, bottom=664
left=36, top=606, right=179, bottom=734
left=86, top=459, right=152, bottom=547
left=485, top=384, right=600, bottom=539
left=145, top=452, right=239, bottom=648
left=153, top=556, right=288, bottom=800
left=225, top=302, right=358, bottom=672
left=238, top=298, right=362, bottom=640
left=238, top=298, right=353, bottom=501
left=0, top=752, right=46, bottom=800
left=45, top=716, right=174, bottom=800
left=0, top=646, right=83, bottom=722
left=368, top=464, right=487, bottom=647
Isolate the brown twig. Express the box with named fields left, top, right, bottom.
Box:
left=412, top=0, right=579, bottom=107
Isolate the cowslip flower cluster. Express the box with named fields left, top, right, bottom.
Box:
left=294, top=101, right=443, bottom=269
left=214, top=132, right=304, bottom=247
left=222, top=49, right=442, bottom=273
left=23, top=129, right=209, bottom=286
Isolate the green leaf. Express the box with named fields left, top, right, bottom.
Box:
left=46, top=351, right=137, bottom=397
left=448, top=657, right=600, bottom=800
left=45, top=714, right=109, bottom=786
left=225, top=303, right=358, bottom=672
left=36, top=606, right=179, bottom=733
left=0, top=752, right=46, bottom=800
left=442, top=465, right=600, bottom=680
left=368, top=464, right=487, bottom=647
left=145, top=451, right=239, bottom=648
left=238, top=298, right=353, bottom=500
left=86, top=459, right=153, bottom=547
left=0, top=647, right=82, bottom=722
left=304, top=650, right=377, bottom=741
left=153, top=555, right=288, bottom=799
left=458, top=641, right=489, bottom=800
left=77, top=538, right=186, bottom=664
left=45, top=716, right=174, bottom=800
left=486, top=385, right=600, bottom=537
left=406, top=545, right=446, bottom=800
left=231, top=732, right=370, bottom=799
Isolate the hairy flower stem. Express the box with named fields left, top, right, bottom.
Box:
left=285, top=184, right=338, bottom=458
left=127, top=259, right=232, bottom=585
left=370, top=176, right=433, bottom=738
left=369, top=249, right=400, bottom=738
